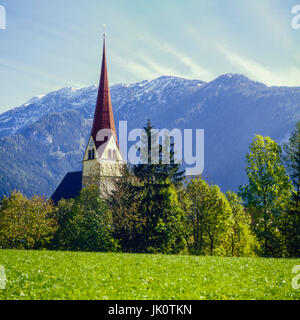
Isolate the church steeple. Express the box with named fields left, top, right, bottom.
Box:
left=91, top=35, right=117, bottom=150
left=52, top=33, right=124, bottom=201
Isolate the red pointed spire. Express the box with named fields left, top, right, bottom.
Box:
left=91, top=35, right=118, bottom=150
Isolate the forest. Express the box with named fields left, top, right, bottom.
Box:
left=0, top=121, right=299, bottom=258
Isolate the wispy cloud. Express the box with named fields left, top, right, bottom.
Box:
left=159, top=43, right=213, bottom=80
left=110, top=53, right=157, bottom=81
left=0, top=57, right=84, bottom=88
left=217, top=45, right=300, bottom=86
left=111, top=46, right=201, bottom=82
left=135, top=52, right=190, bottom=79
left=134, top=33, right=213, bottom=81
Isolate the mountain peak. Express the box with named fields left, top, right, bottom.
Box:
left=0, top=73, right=299, bottom=199
left=205, top=73, right=267, bottom=91
left=215, top=73, right=251, bottom=83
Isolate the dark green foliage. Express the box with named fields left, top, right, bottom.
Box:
left=1, top=122, right=300, bottom=259
left=52, top=185, right=118, bottom=252
left=132, top=120, right=185, bottom=253
left=283, top=121, right=300, bottom=192
left=278, top=204, right=300, bottom=257
left=281, top=122, right=300, bottom=257
left=107, top=167, right=146, bottom=252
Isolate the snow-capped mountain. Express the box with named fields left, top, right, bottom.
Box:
left=0, top=74, right=299, bottom=198
left=0, top=76, right=203, bottom=138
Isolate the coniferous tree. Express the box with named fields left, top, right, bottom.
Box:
left=283, top=122, right=300, bottom=201
left=133, top=120, right=185, bottom=252
left=281, top=122, right=300, bottom=257
left=159, top=133, right=185, bottom=185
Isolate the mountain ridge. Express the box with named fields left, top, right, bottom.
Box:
left=0, top=74, right=299, bottom=198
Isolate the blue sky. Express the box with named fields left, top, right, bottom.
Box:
left=0, top=0, right=300, bottom=113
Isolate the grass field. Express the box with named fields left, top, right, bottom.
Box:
left=0, top=250, right=299, bottom=300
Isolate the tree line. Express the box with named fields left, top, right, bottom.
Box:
left=0, top=121, right=299, bottom=258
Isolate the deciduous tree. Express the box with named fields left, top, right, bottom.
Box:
left=226, top=191, right=259, bottom=256
left=0, top=192, right=57, bottom=249
left=53, top=185, right=118, bottom=252
left=239, top=135, right=293, bottom=256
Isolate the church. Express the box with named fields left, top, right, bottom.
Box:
left=51, top=36, right=124, bottom=204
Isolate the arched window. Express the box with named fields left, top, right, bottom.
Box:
left=108, top=149, right=112, bottom=159
left=88, top=149, right=95, bottom=160
left=113, top=149, right=117, bottom=160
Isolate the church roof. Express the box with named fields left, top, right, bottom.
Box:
left=50, top=171, right=82, bottom=205
left=91, top=36, right=118, bottom=151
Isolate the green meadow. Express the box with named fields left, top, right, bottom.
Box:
left=0, top=250, right=299, bottom=300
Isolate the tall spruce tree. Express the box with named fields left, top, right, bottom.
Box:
left=133, top=120, right=184, bottom=185
left=133, top=120, right=185, bottom=251
left=281, top=122, right=300, bottom=257
left=283, top=122, right=300, bottom=207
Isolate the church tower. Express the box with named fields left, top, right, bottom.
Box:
left=82, top=35, right=124, bottom=191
